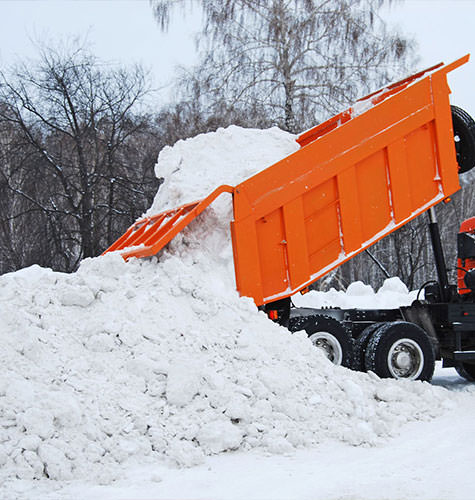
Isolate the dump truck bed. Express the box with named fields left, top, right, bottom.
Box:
left=104, top=55, right=468, bottom=307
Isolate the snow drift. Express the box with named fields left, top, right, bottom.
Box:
left=0, top=126, right=456, bottom=486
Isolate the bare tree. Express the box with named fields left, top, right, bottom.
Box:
left=151, top=0, right=415, bottom=132
left=0, top=109, right=54, bottom=272
left=0, top=43, right=160, bottom=272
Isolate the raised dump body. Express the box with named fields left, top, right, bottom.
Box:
left=104, top=55, right=469, bottom=307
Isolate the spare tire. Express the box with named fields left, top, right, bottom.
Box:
left=451, top=105, right=475, bottom=174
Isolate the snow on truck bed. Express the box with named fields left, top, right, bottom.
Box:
left=0, top=126, right=457, bottom=490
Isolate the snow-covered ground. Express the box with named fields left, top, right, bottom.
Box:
left=2, top=126, right=475, bottom=500
left=5, top=363, right=475, bottom=500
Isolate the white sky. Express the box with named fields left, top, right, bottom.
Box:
left=382, top=0, right=475, bottom=115
left=0, top=0, right=200, bottom=98
left=0, top=0, right=475, bottom=114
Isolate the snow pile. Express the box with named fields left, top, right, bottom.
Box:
left=294, top=277, right=418, bottom=309
left=147, top=125, right=299, bottom=214
left=0, top=237, right=453, bottom=484
left=0, top=126, right=456, bottom=486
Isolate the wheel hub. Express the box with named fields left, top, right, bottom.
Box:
left=309, top=331, right=343, bottom=366
left=387, top=338, right=424, bottom=379
left=394, top=350, right=411, bottom=370
left=314, top=338, right=334, bottom=361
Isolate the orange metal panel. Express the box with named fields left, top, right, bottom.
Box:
left=405, top=123, right=440, bottom=207
left=231, top=56, right=467, bottom=305
left=255, top=209, right=288, bottom=299
left=306, top=203, right=340, bottom=261
left=355, top=150, right=392, bottom=242
left=302, top=179, right=340, bottom=267
left=387, top=139, right=412, bottom=223
left=302, top=177, right=338, bottom=218
left=231, top=215, right=265, bottom=304
left=337, top=167, right=363, bottom=254
left=282, top=197, right=311, bottom=289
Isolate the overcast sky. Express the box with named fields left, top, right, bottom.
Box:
left=1, top=0, right=475, bottom=114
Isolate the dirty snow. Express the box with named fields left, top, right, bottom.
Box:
left=0, top=125, right=471, bottom=499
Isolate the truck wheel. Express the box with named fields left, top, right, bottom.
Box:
left=305, top=315, right=353, bottom=368
left=455, top=362, right=475, bottom=382
left=451, top=105, right=475, bottom=173
left=364, top=321, right=435, bottom=381
left=352, top=323, right=382, bottom=371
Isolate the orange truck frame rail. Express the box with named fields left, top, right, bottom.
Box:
left=103, top=55, right=469, bottom=307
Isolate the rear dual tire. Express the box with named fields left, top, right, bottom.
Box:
left=353, top=323, right=382, bottom=372
left=303, top=316, right=435, bottom=381
left=364, top=321, right=435, bottom=381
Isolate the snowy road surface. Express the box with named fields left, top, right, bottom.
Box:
left=7, top=365, right=475, bottom=500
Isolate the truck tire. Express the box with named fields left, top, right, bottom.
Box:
left=455, top=362, right=475, bottom=382
left=451, top=105, right=475, bottom=173
left=364, top=321, right=435, bottom=381
left=304, top=315, right=353, bottom=368
left=352, top=323, right=382, bottom=372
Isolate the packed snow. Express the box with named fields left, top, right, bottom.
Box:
left=0, top=125, right=472, bottom=499
left=293, top=277, right=418, bottom=309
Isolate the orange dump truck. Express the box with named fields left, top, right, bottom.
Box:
left=105, top=55, right=475, bottom=383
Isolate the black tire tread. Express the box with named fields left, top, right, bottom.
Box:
left=364, top=321, right=435, bottom=381
left=451, top=105, right=475, bottom=173
left=352, top=323, right=382, bottom=372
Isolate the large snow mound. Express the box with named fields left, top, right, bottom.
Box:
left=147, top=125, right=300, bottom=214
left=0, top=126, right=456, bottom=488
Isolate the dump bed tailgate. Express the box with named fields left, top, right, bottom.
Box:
left=230, top=56, right=468, bottom=305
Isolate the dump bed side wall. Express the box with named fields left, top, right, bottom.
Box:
left=231, top=71, right=461, bottom=306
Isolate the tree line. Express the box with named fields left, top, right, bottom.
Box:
left=0, top=46, right=159, bottom=272
left=1, top=0, right=473, bottom=293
